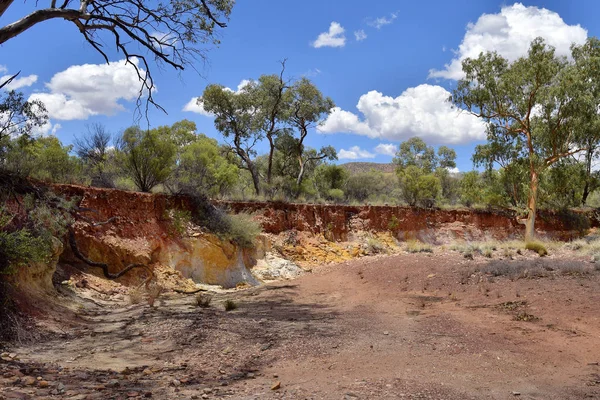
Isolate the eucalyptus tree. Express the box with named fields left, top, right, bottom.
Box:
left=201, top=70, right=335, bottom=197
left=117, top=126, right=177, bottom=193
left=452, top=37, right=600, bottom=241
left=201, top=83, right=263, bottom=195
left=286, top=78, right=336, bottom=189
left=254, top=62, right=291, bottom=185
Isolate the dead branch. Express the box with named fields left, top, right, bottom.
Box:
left=0, top=71, right=20, bottom=90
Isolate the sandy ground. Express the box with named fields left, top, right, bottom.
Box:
left=1, top=251, right=600, bottom=399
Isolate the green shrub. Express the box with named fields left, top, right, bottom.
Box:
left=0, top=230, right=50, bottom=273
left=388, top=215, right=400, bottom=231
left=525, top=241, right=548, bottom=257
left=165, top=208, right=191, bottom=236
left=326, top=188, right=345, bottom=202
left=186, top=195, right=261, bottom=248
left=0, top=194, right=73, bottom=273
left=366, top=237, right=386, bottom=254
left=223, top=213, right=262, bottom=248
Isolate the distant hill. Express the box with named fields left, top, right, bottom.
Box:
left=340, top=162, right=396, bottom=175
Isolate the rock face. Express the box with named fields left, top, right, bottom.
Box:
left=219, top=201, right=594, bottom=243
left=9, top=237, right=63, bottom=295
left=54, top=185, right=261, bottom=288
left=47, top=184, right=596, bottom=288
left=155, top=235, right=259, bottom=288
left=252, top=252, right=303, bottom=281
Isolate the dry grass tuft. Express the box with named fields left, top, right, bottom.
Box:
left=223, top=299, right=238, bottom=311
left=195, top=293, right=213, bottom=308
left=525, top=241, right=548, bottom=257
left=405, top=240, right=433, bottom=253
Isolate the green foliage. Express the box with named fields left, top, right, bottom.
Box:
left=74, top=123, right=115, bottom=188
left=166, top=209, right=191, bottom=236
left=388, top=215, right=400, bottom=231
left=398, top=166, right=441, bottom=207
left=172, top=133, right=239, bottom=197
left=345, top=169, right=396, bottom=203
left=314, top=164, right=348, bottom=197
left=394, top=137, right=437, bottom=173
left=4, top=136, right=82, bottom=183
left=222, top=213, right=262, bottom=248
left=453, top=37, right=600, bottom=240
left=0, top=230, right=49, bottom=273
left=0, top=192, right=74, bottom=273
left=539, top=161, right=585, bottom=209
left=460, top=171, right=483, bottom=207
left=326, top=188, right=345, bottom=202
left=118, top=126, right=177, bottom=192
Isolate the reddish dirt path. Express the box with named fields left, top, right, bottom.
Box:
left=1, top=251, right=600, bottom=399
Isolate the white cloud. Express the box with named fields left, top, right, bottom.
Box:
left=30, top=121, right=61, bottom=136
left=374, top=143, right=397, bottom=156
left=354, top=30, right=367, bottom=41
left=303, top=68, right=322, bottom=77
left=236, top=79, right=253, bottom=91
left=319, top=84, right=486, bottom=145
left=0, top=65, right=7, bottom=74
left=429, top=3, right=587, bottom=80
left=0, top=74, right=38, bottom=90
left=338, top=146, right=376, bottom=160
left=29, top=58, right=146, bottom=120
left=183, top=97, right=213, bottom=116
left=448, top=167, right=460, bottom=174
left=312, top=22, right=346, bottom=48
left=368, top=12, right=398, bottom=29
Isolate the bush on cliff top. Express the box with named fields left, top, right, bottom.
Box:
left=187, top=193, right=261, bottom=248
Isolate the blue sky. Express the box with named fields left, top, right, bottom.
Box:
left=2, top=1, right=599, bottom=172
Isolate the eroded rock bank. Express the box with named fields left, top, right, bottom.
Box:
left=220, top=200, right=596, bottom=242
left=43, top=184, right=598, bottom=291
left=54, top=185, right=263, bottom=289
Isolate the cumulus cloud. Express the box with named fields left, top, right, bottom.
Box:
left=0, top=65, right=7, bottom=74
left=29, top=58, right=146, bottom=120
left=374, top=143, right=397, bottom=156
left=448, top=167, right=460, bottom=174
left=338, top=146, right=376, bottom=160
left=368, top=12, right=398, bottom=29
left=0, top=74, right=38, bottom=90
left=182, top=97, right=213, bottom=116
left=312, top=22, right=346, bottom=48
left=183, top=79, right=254, bottom=116
left=429, top=3, right=587, bottom=80
left=354, top=30, right=367, bottom=41
left=319, top=84, right=486, bottom=145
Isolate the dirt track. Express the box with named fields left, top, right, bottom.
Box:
left=1, top=251, right=600, bottom=399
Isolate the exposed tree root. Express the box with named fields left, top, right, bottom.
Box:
left=172, top=287, right=208, bottom=294
left=68, top=227, right=153, bottom=281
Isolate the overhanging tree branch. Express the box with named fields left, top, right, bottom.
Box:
left=0, top=1, right=233, bottom=119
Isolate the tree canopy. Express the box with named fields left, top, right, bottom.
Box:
left=451, top=37, right=600, bottom=241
